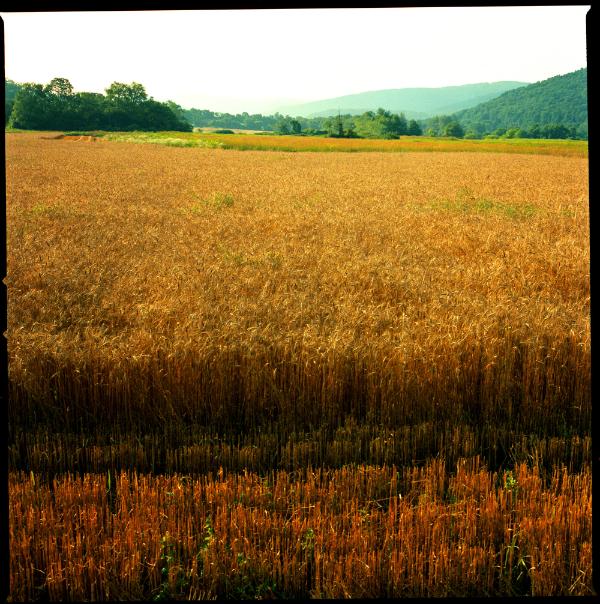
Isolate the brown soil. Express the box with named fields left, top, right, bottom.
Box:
left=62, top=135, right=100, bottom=142
left=40, top=134, right=101, bottom=142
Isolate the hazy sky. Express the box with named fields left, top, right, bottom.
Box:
left=1, top=7, right=589, bottom=114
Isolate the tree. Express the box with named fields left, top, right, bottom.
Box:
left=7, top=76, right=191, bottom=132
left=8, top=83, right=52, bottom=129
left=138, top=99, right=192, bottom=131
left=443, top=121, right=464, bottom=138
left=576, top=119, right=588, bottom=139
left=353, top=108, right=405, bottom=139
left=103, top=82, right=152, bottom=130
left=423, top=114, right=454, bottom=137
left=290, top=119, right=302, bottom=134
left=345, top=123, right=358, bottom=138
left=46, top=77, right=74, bottom=97
left=384, top=111, right=408, bottom=137
left=503, top=127, right=522, bottom=139
left=45, top=77, right=77, bottom=129
left=5, top=101, right=13, bottom=124
left=165, top=100, right=186, bottom=121
left=541, top=123, right=572, bottom=139
left=5, top=79, right=21, bottom=124
left=164, top=101, right=192, bottom=131
left=407, top=119, right=422, bottom=136
left=324, top=113, right=346, bottom=137
left=71, top=92, right=105, bottom=130
left=334, top=112, right=344, bottom=137
left=276, top=117, right=291, bottom=134
left=105, top=82, right=148, bottom=105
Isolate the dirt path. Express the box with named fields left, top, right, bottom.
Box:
left=40, top=134, right=102, bottom=142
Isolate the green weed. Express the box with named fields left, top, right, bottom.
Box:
left=431, top=188, right=538, bottom=219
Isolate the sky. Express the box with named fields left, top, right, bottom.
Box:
left=1, top=7, right=590, bottom=114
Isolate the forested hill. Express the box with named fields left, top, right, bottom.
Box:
left=277, top=81, right=528, bottom=118
left=452, top=68, right=588, bottom=137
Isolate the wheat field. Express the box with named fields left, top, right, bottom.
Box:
left=6, top=132, right=591, bottom=598
left=9, top=461, right=592, bottom=599
left=103, top=130, right=589, bottom=156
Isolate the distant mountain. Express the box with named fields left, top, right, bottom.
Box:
left=452, top=68, right=588, bottom=136
left=278, top=81, right=528, bottom=118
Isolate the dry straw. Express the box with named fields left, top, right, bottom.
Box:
left=9, top=460, right=592, bottom=599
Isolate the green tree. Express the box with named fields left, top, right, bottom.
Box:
left=46, top=77, right=74, bottom=97
left=576, top=119, right=588, bottom=139
left=8, top=83, right=52, bottom=129
left=139, top=99, right=192, bottom=131
left=71, top=92, right=105, bottom=130
left=276, top=117, right=291, bottom=134
left=443, top=121, right=464, bottom=138
left=423, top=115, right=454, bottom=137
left=45, top=77, right=77, bottom=129
left=383, top=110, right=408, bottom=137
left=503, top=127, right=522, bottom=139
left=103, top=82, right=149, bottom=130
left=105, top=81, right=148, bottom=105
left=165, top=100, right=186, bottom=122
left=324, top=113, right=347, bottom=137
left=541, top=123, right=572, bottom=139
left=7, top=76, right=191, bottom=132
left=353, top=108, right=406, bottom=139
left=407, top=119, right=422, bottom=136
left=334, top=112, right=344, bottom=137
left=5, top=79, right=21, bottom=124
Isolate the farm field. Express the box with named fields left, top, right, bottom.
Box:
left=25, top=128, right=589, bottom=156
left=6, top=131, right=592, bottom=598
left=116, top=131, right=589, bottom=156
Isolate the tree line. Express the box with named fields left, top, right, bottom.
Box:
left=5, top=78, right=584, bottom=140
left=5, top=78, right=191, bottom=132
left=307, top=109, right=423, bottom=139
left=420, top=114, right=582, bottom=140
left=187, top=106, right=579, bottom=140
left=185, top=108, right=423, bottom=139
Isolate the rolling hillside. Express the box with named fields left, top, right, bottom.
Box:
left=278, top=81, right=528, bottom=118
left=452, top=68, right=588, bottom=136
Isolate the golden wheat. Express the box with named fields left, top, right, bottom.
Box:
left=105, top=130, right=588, bottom=157
left=6, top=133, right=590, bottom=435
left=6, top=132, right=591, bottom=599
